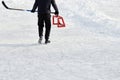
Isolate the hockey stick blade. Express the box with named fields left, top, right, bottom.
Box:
left=2, top=1, right=9, bottom=9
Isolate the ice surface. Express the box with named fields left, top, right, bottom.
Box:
left=0, top=0, right=120, bottom=80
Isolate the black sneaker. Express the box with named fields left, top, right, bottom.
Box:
left=45, top=40, right=50, bottom=44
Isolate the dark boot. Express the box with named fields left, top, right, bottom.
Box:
left=45, top=40, right=50, bottom=44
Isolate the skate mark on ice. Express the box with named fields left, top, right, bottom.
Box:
left=0, top=43, right=39, bottom=47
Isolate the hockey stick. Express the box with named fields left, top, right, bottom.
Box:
left=2, top=1, right=55, bottom=14
left=2, top=1, right=32, bottom=12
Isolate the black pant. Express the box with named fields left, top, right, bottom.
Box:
left=38, top=14, right=51, bottom=41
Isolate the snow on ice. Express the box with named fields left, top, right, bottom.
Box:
left=0, top=0, right=120, bottom=80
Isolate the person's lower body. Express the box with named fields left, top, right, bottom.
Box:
left=38, top=13, right=51, bottom=44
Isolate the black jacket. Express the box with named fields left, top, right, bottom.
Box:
left=32, top=0, right=59, bottom=14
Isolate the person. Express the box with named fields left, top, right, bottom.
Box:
left=31, top=0, right=59, bottom=44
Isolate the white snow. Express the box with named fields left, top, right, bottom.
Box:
left=0, top=0, right=120, bottom=80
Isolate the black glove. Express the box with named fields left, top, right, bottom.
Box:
left=31, top=9, right=35, bottom=13
left=55, top=11, right=59, bottom=15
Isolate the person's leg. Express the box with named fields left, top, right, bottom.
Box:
left=38, top=14, right=44, bottom=39
left=44, top=14, right=51, bottom=43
